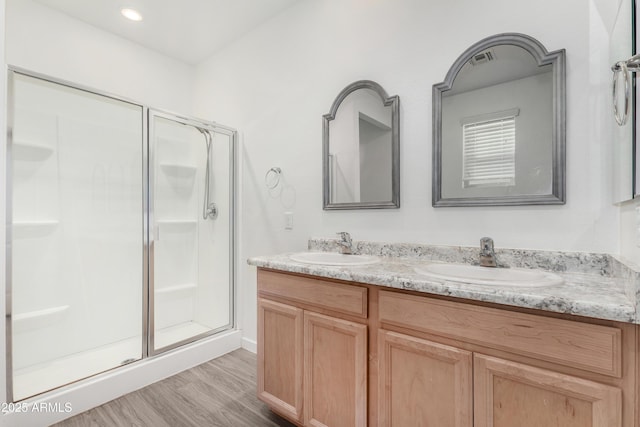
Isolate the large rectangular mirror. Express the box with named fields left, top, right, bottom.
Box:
left=433, top=33, right=566, bottom=207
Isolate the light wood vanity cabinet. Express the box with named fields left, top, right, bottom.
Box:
left=377, top=329, right=473, bottom=426
left=304, top=312, right=368, bottom=427
left=379, top=291, right=634, bottom=427
left=258, top=298, right=304, bottom=422
left=257, top=269, right=638, bottom=427
left=257, top=269, right=368, bottom=427
left=473, top=354, right=621, bottom=427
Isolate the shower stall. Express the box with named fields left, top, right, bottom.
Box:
left=6, top=69, right=236, bottom=402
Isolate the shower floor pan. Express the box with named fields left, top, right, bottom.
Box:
left=13, top=321, right=214, bottom=401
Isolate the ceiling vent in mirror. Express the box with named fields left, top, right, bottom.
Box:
left=470, top=49, right=496, bottom=66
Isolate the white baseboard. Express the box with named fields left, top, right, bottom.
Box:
left=4, top=330, right=242, bottom=427
left=242, top=337, right=257, bottom=354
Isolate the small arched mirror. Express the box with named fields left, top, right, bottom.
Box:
left=433, top=33, right=566, bottom=206
left=323, top=80, right=400, bottom=210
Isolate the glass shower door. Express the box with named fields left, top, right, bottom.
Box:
left=149, top=111, right=234, bottom=354
left=7, top=70, right=237, bottom=402
left=8, top=72, right=144, bottom=401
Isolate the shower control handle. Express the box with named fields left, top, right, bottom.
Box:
left=205, top=203, right=218, bottom=220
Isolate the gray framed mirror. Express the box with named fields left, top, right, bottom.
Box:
left=323, top=80, right=400, bottom=210
left=433, top=33, right=566, bottom=207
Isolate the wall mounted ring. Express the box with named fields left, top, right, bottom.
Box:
left=265, top=167, right=282, bottom=189
left=612, top=60, right=631, bottom=126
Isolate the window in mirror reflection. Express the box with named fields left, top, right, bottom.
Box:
left=433, top=33, right=565, bottom=206
left=440, top=45, right=553, bottom=200
left=462, top=110, right=517, bottom=188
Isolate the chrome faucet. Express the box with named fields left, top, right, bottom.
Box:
left=336, top=232, right=353, bottom=255
left=479, top=237, right=497, bottom=267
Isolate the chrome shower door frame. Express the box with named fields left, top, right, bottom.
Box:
left=147, top=108, right=237, bottom=356
left=5, top=67, right=148, bottom=402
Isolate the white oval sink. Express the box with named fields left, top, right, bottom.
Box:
left=289, top=252, right=379, bottom=266
left=414, top=263, right=563, bottom=287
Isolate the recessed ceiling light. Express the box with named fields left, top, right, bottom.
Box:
left=121, top=8, right=143, bottom=22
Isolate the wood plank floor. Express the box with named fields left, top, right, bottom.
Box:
left=53, top=349, right=296, bottom=427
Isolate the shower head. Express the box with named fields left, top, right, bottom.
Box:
left=196, top=126, right=208, bottom=135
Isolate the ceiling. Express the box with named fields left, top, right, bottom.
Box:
left=33, top=0, right=301, bottom=65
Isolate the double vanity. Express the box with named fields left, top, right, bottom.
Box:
left=247, top=10, right=640, bottom=427
left=248, top=237, right=640, bottom=427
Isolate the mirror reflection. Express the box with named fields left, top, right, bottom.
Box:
left=330, top=89, right=392, bottom=203
left=433, top=33, right=566, bottom=206
left=610, top=0, right=637, bottom=203
left=323, top=81, right=400, bottom=209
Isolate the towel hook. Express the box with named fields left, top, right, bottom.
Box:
left=265, top=167, right=282, bottom=190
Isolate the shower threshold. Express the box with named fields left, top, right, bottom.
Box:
left=154, top=321, right=212, bottom=349
left=13, top=321, right=215, bottom=401
left=13, top=335, right=141, bottom=401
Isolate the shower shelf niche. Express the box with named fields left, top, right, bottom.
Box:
left=13, top=219, right=59, bottom=227
left=156, top=219, right=197, bottom=225
left=156, top=219, right=197, bottom=234
left=159, top=163, right=197, bottom=177
left=12, top=140, right=55, bottom=161
left=12, top=220, right=59, bottom=238
left=13, top=305, right=70, bottom=331
left=156, top=283, right=198, bottom=295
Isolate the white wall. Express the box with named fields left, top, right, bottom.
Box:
left=5, top=0, right=194, bottom=114
left=193, top=0, right=622, bottom=345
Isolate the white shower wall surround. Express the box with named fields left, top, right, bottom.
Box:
left=7, top=70, right=236, bottom=403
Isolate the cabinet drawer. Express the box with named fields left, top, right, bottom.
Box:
left=378, top=291, right=622, bottom=377
left=258, top=269, right=368, bottom=318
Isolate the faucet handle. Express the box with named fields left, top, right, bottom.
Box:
left=480, top=237, right=494, bottom=252
left=479, top=237, right=497, bottom=267
left=337, top=231, right=351, bottom=241
left=336, top=232, right=353, bottom=254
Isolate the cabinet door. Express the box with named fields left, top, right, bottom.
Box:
left=474, top=354, right=622, bottom=427
left=304, top=311, right=367, bottom=427
left=378, top=330, right=473, bottom=427
left=257, top=298, right=304, bottom=423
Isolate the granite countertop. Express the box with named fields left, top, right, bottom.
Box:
left=247, top=239, right=640, bottom=324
